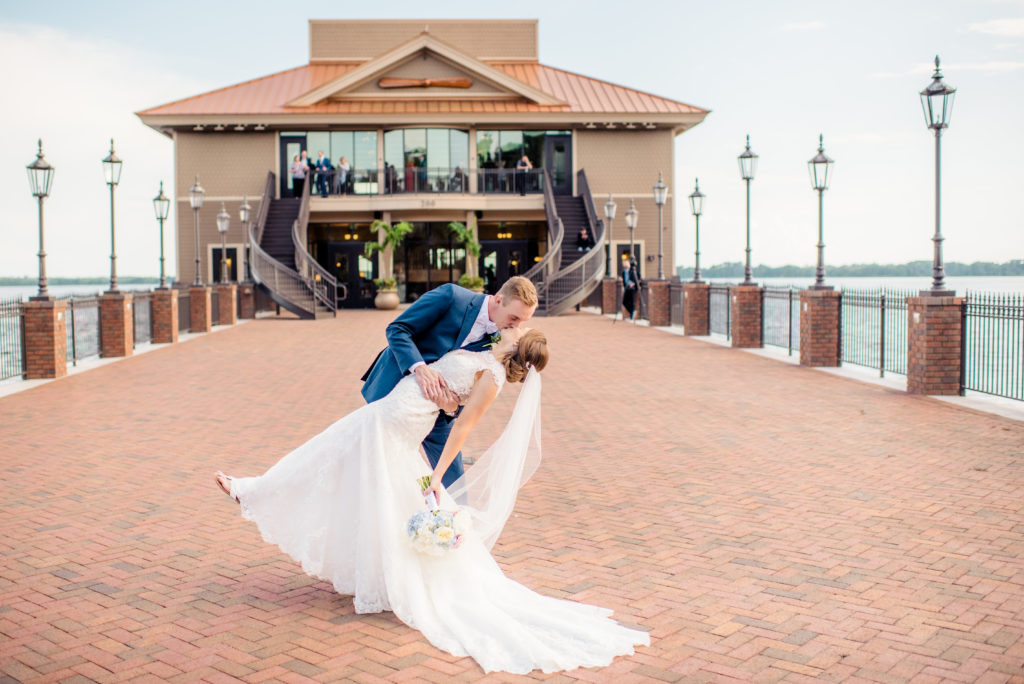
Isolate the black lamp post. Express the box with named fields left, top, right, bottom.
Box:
left=688, top=178, right=705, bottom=283
left=920, top=55, right=956, bottom=296
left=239, top=196, right=252, bottom=282
left=738, top=135, right=758, bottom=285
left=216, top=203, right=230, bottom=283
left=27, top=140, right=55, bottom=300
left=624, top=199, right=638, bottom=265
left=808, top=135, right=834, bottom=289
left=189, top=175, right=204, bottom=285
left=102, top=139, right=123, bottom=293
left=153, top=181, right=170, bottom=289
left=603, top=194, right=616, bottom=277
left=653, top=171, right=667, bottom=280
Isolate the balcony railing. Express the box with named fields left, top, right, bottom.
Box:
left=305, top=167, right=545, bottom=197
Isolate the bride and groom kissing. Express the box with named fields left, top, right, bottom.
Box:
left=214, top=276, right=648, bottom=674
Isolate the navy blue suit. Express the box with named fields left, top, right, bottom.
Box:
left=361, top=284, right=490, bottom=487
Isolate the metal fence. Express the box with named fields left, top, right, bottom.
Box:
left=963, top=291, right=1024, bottom=401
left=669, top=282, right=685, bottom=326
left=64, top=296, right=101, bottom=366
left=0, top=296, right=24, bottom=382
left=211, top=290, right=220, bottom=326
left=709, top=284, right=732, bottom=338
left=133, top=292, right=152, bottom=346
left=177, top=289, right=191, bottom=332
left=839, top=288, right=912, bottom=376
left=762, top=286, right=801, bottom=355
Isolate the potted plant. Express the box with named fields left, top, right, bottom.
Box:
left=365, top=220, right=413, bottom=309
left=447, top=221, right=481, bottom=260
left=457, top=274, right=485, bottom=293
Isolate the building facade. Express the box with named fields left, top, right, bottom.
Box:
left=138, top=20, right=707, bottom=311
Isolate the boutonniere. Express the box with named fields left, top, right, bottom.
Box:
left=484, top=332, right=501, bottom=349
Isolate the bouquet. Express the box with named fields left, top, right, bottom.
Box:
left=407, top=476, right=472, bottom=556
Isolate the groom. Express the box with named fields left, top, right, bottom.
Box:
left=361, top=276, right=538, bottom=487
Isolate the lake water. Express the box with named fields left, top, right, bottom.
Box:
left=702, top=275, right=1023, bottom=294
left=0, top=283, right=160, bottom=302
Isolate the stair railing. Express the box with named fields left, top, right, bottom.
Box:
left=249, top=171, right=319, bottom=316
left=522, top=168, right=564, bottom=305
left=291, top=177, right=340, bottom=312
left=537, top=170, right=607, bottom=316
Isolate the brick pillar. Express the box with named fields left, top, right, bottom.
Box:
left=238, top=282, right=256, bottom=319
left=799, top=288, right=841, bottom=367
left=601, top=277, right=617, bottom=314
left=730, top=285, right=763, bottom=348
left=217, top=284, right=238, bottom=326
left=151, top=289, right=179, bottom=344
left=683, top=282, right=710, bottom=336
left=648, top=280, right=670, bottom=327
left=23, top=299, right=67, bottom=379
left=907, top=295, right=964, bottom=395
left=190, top=286, right=211, bottom=333
left=99, top=292, right=134, bottom=358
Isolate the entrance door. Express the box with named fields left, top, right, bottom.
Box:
left=544, top=134, right=572, bottom=196
left=478, top=240, right=529, bottom=294
left=325, top=242, right=377, bottom=308
left=279, top=135, right=306, bottom=198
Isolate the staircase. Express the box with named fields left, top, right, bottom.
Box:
left=525, top=170, right=606, bottom=316
left=249, top=172, right=336, bottom=319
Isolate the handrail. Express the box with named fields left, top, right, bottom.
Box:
left=291, top=176, right=340, bottom=311
left=522, top=168, right=564, bottom=290
left=536, top=170, right=607, bottom=316
left=254, top=171, right=274, bottom=246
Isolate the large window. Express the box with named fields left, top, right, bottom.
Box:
left=383, top=128, right=469, bottom=192
left=476, top=130, right=570, bottom=169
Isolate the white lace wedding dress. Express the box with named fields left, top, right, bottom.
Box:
left=228, top=349, right=649, bottom=674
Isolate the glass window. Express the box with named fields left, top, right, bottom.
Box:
left=384, top=129, right=403, bottom=170
left=523, top=131, right=545, bottom=169
left=330, top=131, right=354, bottom=168
left=450, top=130, right=469, bottom=172
left=427, top=129, right=449, bottom=171
left=307, top=132, right=330, bottom=162
left=477, top=131, right=499, bottom=168
left=499, top=131, right=523, bottom=169
left=354, top=131, right=377, bottom=171
left=404, top=129, right=426, bottom=169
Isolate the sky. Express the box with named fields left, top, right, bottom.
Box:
left=1, top=0, right=1022, bottom=279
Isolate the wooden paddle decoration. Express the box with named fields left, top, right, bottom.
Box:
left=378, top=77, right=473, bottom=89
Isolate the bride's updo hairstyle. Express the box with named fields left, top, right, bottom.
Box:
left=502, top=329, right=549, bottom=383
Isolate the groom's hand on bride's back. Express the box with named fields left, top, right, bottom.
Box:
left=414, top=365, right=449, bottom=404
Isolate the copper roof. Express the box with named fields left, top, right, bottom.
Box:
left=138, top=61, right=705, bottom=118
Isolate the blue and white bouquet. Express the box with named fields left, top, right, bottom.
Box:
left=407, top=476, right=472, bottom=556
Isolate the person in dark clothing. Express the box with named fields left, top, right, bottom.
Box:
left=575, top=227, right=595, bottom=252
left=621, top=254, right=639, bottom=321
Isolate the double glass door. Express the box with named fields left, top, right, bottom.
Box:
left=280, top=135, right=306, bottom=197
left=478, top=240, right=529, bottom=294
left=544, top=134, right=572, bottom=196
left=324, top=242, right=377, bottom=308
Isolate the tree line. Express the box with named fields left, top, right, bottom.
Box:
left=676, top=260, right=1024, bottom=279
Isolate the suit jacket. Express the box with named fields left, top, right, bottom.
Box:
left=361, top=283, right=487, bottom=403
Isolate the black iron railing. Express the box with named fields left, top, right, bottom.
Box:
left=63, top=296, right=101, bottom=366
left=0, top=296, right=24, bottom=382
left=710, top=284, right=732, bottom=338
left=133, top=292, right=152, bottom=346
left=477, top=168, right=544, bottom=195
left=177, top=289, right=191, bottom=332
left=306, top=167, right=545, bottom=196
left=211, top=290, right=220, bottom=326
left=839, top=288, right=912, bottom=377
left=762, top=286, right=801, bottom=355
left=963, top=291, right=1024, bottom=401
left=669, top=281, right=685, bottom=326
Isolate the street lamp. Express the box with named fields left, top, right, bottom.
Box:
left=603, top=194, right=616, bottom=277
left=624, top=199, right=638, bottom=266
left=808, top=135, right=834, bottom=289
left=653, top=171, right=667, bottom=280
left=216, top=202, right=231, bottom=283
left=153, top=181, right=171, bottom=289
left=688, top=178, right=705, bottom=283
left=239, top=196, right=252, bottom=282
left=189, top=175, right=205, bottom=285
left=919, top=55, right=956, bottom=296
left=738, top=135, right=758, bottom=285
left=102, top=139, right=123, bottom=293
left=26, top=139, right=55, bottom=300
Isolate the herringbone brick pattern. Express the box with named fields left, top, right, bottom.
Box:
left=1, top=310, right=1022, bottom=682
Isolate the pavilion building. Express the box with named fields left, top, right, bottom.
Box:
left=138, top=19, right=708, bottom=315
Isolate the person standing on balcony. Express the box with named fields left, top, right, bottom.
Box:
left=335, top=156, right=351, bottom=195
left=289, top=155, right=306, bottom=198
left=515, top=154, right=533, bottom=195
left=314, top=151, right=331, bottom=197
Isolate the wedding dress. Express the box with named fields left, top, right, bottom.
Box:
left=228, top=349, right=649, bottom=674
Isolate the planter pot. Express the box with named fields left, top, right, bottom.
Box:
left=374, top=289, right=400, bottom=310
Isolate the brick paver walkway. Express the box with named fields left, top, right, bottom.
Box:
left=1, top=310, right=1023, bottom=683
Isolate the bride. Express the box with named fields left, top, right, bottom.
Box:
left=214, top=327, right=649, bottom=674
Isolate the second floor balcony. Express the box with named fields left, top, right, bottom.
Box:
left=298, top=166, right=548, bottom=198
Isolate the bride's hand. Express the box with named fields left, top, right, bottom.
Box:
left=424, top=477, right=443, bottom=506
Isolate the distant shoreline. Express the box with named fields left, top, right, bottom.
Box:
left=675, top=260, right=1024, bottom=279
left=0, top=277, right=160, bottom=286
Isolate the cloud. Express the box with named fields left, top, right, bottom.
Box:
left=780, top=21, right=825, bottom=31
left=969, top=17, right=1024, bottom=36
